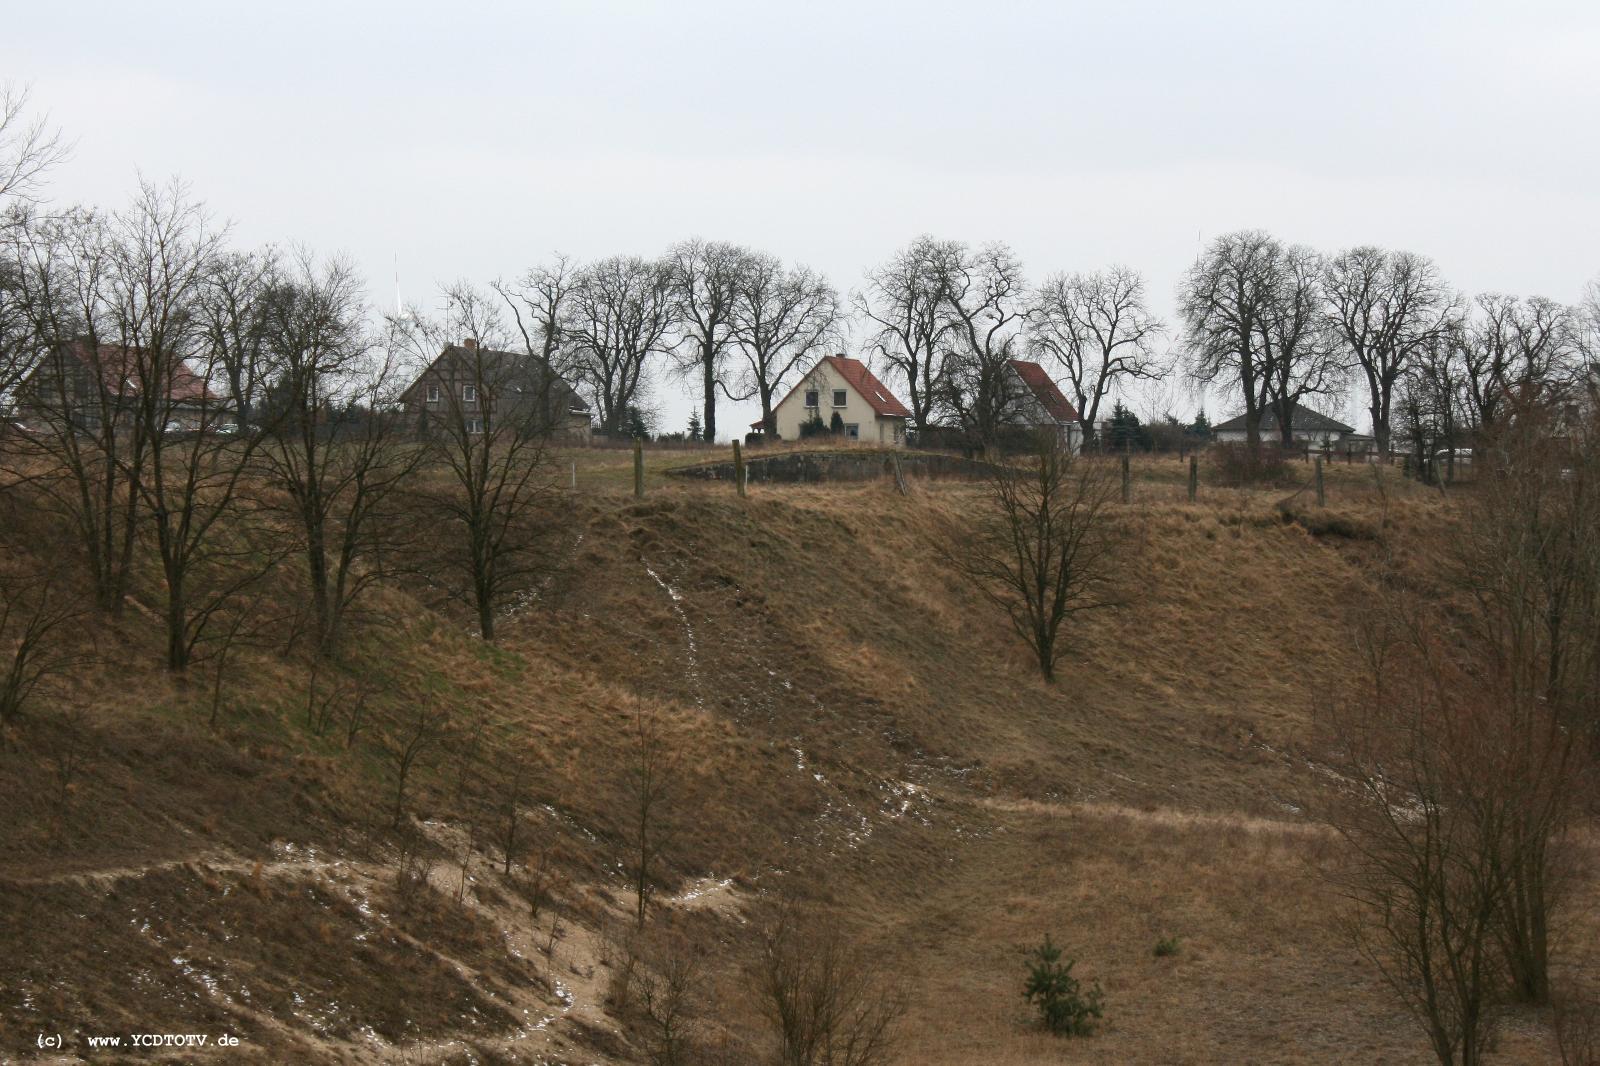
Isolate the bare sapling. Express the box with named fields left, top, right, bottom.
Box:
left=937, top=429, right=1123, bottom=681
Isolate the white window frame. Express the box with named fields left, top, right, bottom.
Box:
left=832, top=389, right=848, bottom=408
left=462, top=383, right=477, bottom=403
left=426, top=384, right=440, bottom=403
left=845, top=422, right=859, bottom=440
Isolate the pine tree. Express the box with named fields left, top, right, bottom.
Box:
left=1022, top=936, right=1104, bottom=1036
left=1107, top=402, right=1151, bottom=452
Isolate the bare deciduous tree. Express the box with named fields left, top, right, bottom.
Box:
left=495, top=253, right=577, bottom=375
left=564, top=255, right=676, bottom=435
left=1179, top=230, right=1279, bottom=448
left=728, top=254, right=839, bottom=437
left=625, top=703, right=675, bottom=928
left=935, top=241, right=1028, bottom=450
left=1316, top=631, right=1514, bottom=1066
left=5, top=206, right=147, bottom=614
left=759, top=903, right=909, bottom=1066
left=197, top=247, right=277, bottom=430
left=1401, top=327, right=1471, bottom=482
left=854, top=236, right=958, bottom=434
left=393, top=283, right=571, bottom=641
left=1456, top=401, right=1597, bottom=1002
left=0, top=570, right=81, bottom=735
left=382, top=698, right=452, bottom=830
left=115, top=182, right=279, bottom=672
left=0, top=84, right=68, bottom=206
left=1259, top=244, right=1344, bottom=447
left=1461, top=293, right=1579, bottom=431
left=637, top=938, right=703, bottom=1066
left=667, top=239, right=754, bottom=443
left=1323, top=246, right=1457, bottom=456
left=1028, top=265, right=1167, bottom=449
left=937, top=431, right=1122, bottom=681
left=256, top=251, right=421, bottom=655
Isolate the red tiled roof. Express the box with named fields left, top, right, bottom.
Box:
left=1009, top=360, right=1078, bottom=423
left=66, top=341, right=216, bottom=404
left=764, top=354, right=912, bottom=428
left=819, top=355, right=911, bottom=418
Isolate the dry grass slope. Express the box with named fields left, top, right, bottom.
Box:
left=0, top=462, right=1585, bottom=1064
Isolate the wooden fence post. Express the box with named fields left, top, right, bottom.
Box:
left=633, top=438, right=644, bottom=498
left=1314, top=457, right=1325, bottom=507
left=733, top=440, right=746, bottom=498
left=1121, top=453, right=1131, bottom=504
left=1187, top=455, right=1198, bottom=502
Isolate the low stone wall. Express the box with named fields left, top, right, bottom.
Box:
left=668, top=449, right=997, bottom=484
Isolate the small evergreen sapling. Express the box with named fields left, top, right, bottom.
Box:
left=1022, top=935, right=1104, bottom=1036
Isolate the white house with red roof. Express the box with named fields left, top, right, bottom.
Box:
left=1004, top=359, right=1082, bottom=453
left=758, top=354, right=911, bottom=445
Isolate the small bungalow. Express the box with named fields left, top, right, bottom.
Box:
left=1212, top=402, right=1355, bottom=447
left=400, top=339, right=591, bottom=438
left=757, top=355, right=910, bottom=445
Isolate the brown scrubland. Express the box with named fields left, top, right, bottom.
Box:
left=1, top=447, right=1595, bottom=1065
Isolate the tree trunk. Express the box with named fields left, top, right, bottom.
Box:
left=307, top=523, right=332, bottom=654
left=701, top=347, right=716, bottom=442
left=165, top=567, right=188, bottom=672
left=477, top=584, right=495, bottom=642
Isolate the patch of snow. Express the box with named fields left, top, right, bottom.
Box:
left=644, top=562, right=704, bottom=707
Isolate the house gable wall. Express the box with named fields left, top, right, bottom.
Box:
left=772, top=363, right=904, bottom=444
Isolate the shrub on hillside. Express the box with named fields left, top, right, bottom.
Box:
left=1207, top=442, right=1294, bottom=487
left=1022, top=936, right=1103, bottom=1036
left=759, top=904, right=908, bottom=1065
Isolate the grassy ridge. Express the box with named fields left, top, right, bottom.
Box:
left=1, top=468, right=1579, bottom=1063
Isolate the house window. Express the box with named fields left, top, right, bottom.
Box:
left=805, top=390, right=819, bottom=408
left=845, top=423, right=859, bottom=440
left=832, top=389, right=847, bottom=408
left=466, top=418, right=483, bottom=434
left=462, top=384, right=477, bottom=403
left=426, top=384, right=440, bottom=403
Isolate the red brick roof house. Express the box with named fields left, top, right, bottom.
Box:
left=16, top=340, right=221, bottom=432
left=756, top=354, right=910, bottom=445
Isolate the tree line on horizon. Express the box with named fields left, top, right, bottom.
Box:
left=6, top=88, right=1597, bottom=458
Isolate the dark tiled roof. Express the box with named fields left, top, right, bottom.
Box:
left=1213, top=401, right=1354, bottom=435
left=1009, top=360, right=1079, bottom=423
left=402, top=345, right=589, bottom=412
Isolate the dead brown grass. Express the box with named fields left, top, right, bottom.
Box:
left=0, top=467, right=1587, bottom=1064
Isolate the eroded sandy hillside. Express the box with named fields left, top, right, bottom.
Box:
left=2, top=470, right=1584, bottom=1064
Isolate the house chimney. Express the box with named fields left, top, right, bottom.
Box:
left=462, top=337, right=478, bottom=350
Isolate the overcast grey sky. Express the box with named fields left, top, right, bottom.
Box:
left=6, top=0, right=1598, bottom=434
